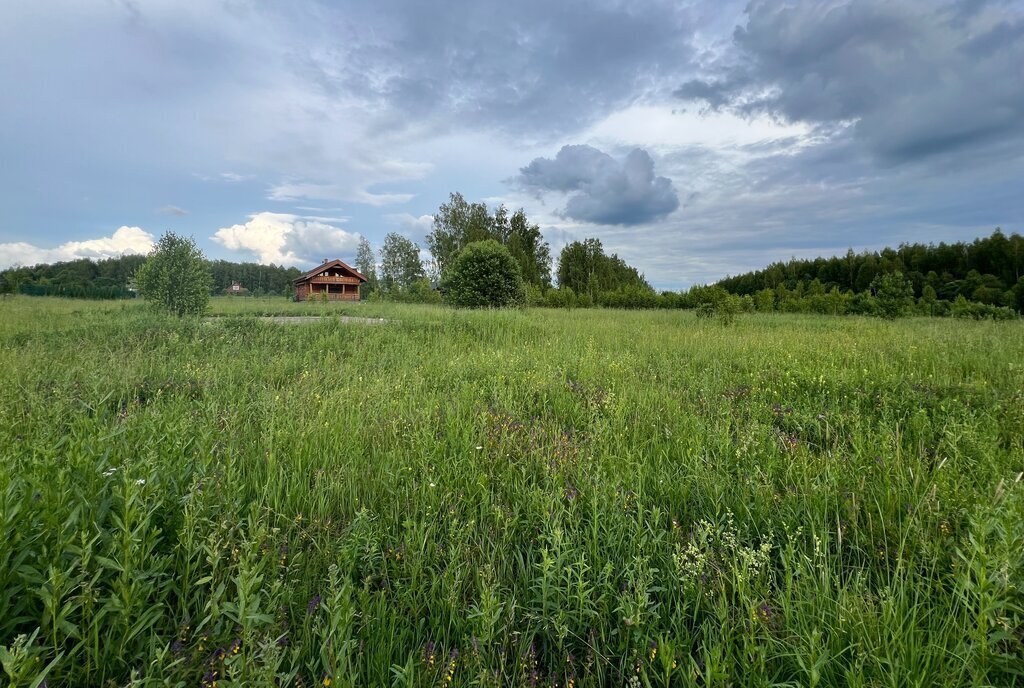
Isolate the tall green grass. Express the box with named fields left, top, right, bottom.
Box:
left=1, top=296, right=1021, bottom=686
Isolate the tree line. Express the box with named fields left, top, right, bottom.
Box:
left=1, top=256, right=302, bottom=298
left=3, top=197, right=1019, bottom=319
left=715, top=229, right=1024, bottom=312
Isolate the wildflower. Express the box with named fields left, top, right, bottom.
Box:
left=443, top=649, right=458, bottom=686
left=307, top=594, right=322, bottom=614
left=135, top=478, right=146, bottom=486
left=754, top=602, right=773, bottom=624
left=939, top=521, right=951, bottom=536
left=423, top=641, right=437, bottom=668
left=322, top=676, right=332, bottom=687
left=648, top=641, right=658, bottom=661
left=103, top=468, right=117, bottom=477
left=229, top=637, right=242, bottom=655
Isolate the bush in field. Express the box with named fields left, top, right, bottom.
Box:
left=870, top=271, right=914, bottom=319
left=134, top=232, right=213, bottom=316
left=443, top=240, right=524, bottom=308
left=597, top=284, right=658, bottom=309
left=545, top=286, right=577, bottom=308
left=952, top=295, right=1018, bottom=320
left=693, top=285, right=741, bottom=323
left=523, top=282, right=546, bottom=307
left=753, top=288, right=776, bottom=312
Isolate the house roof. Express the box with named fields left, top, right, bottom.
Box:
left=293, top=259, right=368, bottom=284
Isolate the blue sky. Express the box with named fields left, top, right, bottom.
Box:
left=1, top=0, right=1022, bottom=288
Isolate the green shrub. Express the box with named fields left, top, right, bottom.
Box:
left=442, top=240, right=525, bottom=308
left=693, top=285, right=740, bottom=323
left=952, top=295, right=1018, bottom=320
left=134, top=232, right=213, bottom=316
left=870, top=271, right=914, bottom=319
left=545, top=286, right=576, bottom=308
left=523, top=283, right=546, bottom=307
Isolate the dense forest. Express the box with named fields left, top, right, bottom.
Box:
left=715, top=229, right=1024, bottom=312
left=0, top=256, right=302, bottom=298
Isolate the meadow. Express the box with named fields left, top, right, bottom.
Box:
left=1, top=296, right=1022, bottom=687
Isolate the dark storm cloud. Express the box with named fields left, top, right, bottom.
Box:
left=676, top=0, right=1024, bottom=165
left=517, top=145, right=679, bottom=225
left=301, top=0, right=698, bottom=138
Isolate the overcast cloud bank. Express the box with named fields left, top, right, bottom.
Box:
left=1, top=0, right=1022, bottom=287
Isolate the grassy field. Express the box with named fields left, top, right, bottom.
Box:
left=1, top=296, right=1022, bottom=687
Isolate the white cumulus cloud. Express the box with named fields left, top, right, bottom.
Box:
left=0, top=226, right=154, bottom=269
left=384, top=213, right=435, bottom=244
left=212, top=212, right=361, bottom=267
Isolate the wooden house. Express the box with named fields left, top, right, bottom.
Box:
left=293, top=259, right=367, bottom=301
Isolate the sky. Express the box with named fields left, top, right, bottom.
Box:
left=1, top=0, right=1022, bottom=289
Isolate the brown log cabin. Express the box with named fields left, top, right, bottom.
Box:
left=293, top=259, right=368, bottom=301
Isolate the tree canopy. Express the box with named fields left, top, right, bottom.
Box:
left=379, top=233, right=426, bottom=293
left=715, top=229, right=1023, bottom=311
left=556, top=238, right=651, bottom=297
left=442, top=240, right=525, bottom=308
left=428, top=192, right=552, bottom=288
left=355, top=236, right=379, bottom=297
left=1, top=254, right=301, bottom=298
left=134, top=232, right=213, bottom=316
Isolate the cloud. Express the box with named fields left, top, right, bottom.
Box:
left=384, top=213, right=434, bottom=244
left=302, top=0, right=700, bottom=138
left=516, top=145, right=680, bottom=225
left=211, top=212, right=361, bottom=266
left=0, top=226, right=154, bottom=269
left=267, top=182, right=414, bottom=207
left=675, top=0, right=1024, bottom=164
left=192, top=172, right=253, bottom=183
left=156, top=205, right=189, bottom=216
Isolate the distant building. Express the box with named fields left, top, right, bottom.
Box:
left=293, top=259, right=367, bottom=301
left=228, top=282, right=243, bottom=295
